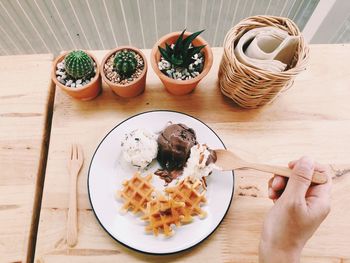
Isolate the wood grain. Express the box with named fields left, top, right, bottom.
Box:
left=0, top=54, right=53, bottom=262
left=35, top=45, right=350, bottom=262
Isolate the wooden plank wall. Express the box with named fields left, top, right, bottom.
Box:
left=0, top=0, right=320, bottom=55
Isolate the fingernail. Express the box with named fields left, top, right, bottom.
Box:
left=296, top=156, right=314, bottom=171
left=272, top=177, right=278, bottom=188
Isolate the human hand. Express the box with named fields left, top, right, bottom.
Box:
left=259, top=156, right=332, bottom=263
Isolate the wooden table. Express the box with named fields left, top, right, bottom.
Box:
left=32, top=45, right=350, bottom=262
left=0, top=54, right=53, bottom=262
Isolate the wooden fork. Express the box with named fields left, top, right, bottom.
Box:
left=67, top=144, right=84, bottom=247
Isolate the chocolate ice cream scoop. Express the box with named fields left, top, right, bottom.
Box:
left=157, top=123, right=197, bottom=171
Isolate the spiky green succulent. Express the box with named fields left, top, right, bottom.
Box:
left=158, top=29, right=205, bottom=68
left=113, top=50, right=137, bottom=77
left=64, top=50, right=94, bottom=79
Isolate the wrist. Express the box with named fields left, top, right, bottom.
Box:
left=259, top=240, right=302, bottom=263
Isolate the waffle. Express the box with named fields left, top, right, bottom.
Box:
left=143, top=193, right=185, bottom=237
left=117, top=172, right=154, bottom=214
left=165, top=177, right=207, bottom=221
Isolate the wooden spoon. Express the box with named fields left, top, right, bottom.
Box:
left=214, top=149, right=327, bottom=184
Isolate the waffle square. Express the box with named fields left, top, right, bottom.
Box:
left=143, top=194, right=185, bottom=237
left=117, top=172, right=154, bottom=214
left=165, top=177, right=207, bottom=221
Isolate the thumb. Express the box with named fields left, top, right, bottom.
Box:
left=284, top=156, right=314, bottom=200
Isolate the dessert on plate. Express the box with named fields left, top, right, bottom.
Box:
left=165, top=176, right=207, bottom=220
left=121, top=129, right=158, bottom=169
left=117, top=122, right=217, bottom=237
left=157, top=123, right=197, bottom=170
left=117, top=172, right=154, bottom=214
left=182, top=144, right=217, bottom=186
left=142, top=193, right=185, bottom=237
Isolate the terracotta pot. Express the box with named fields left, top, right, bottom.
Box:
left=151, top=31, right=213, bottom=95
left=101, top=46, right=147, bottom=98
left=51, top=51, right=102, bottom=101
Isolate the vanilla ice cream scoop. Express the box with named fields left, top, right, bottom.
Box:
left=121, top=129, right=158, bottom=169
left=182, top=144, right=217, bottom=181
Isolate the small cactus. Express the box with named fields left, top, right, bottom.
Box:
left=64, top=50, right=94, bottom=79
left=114, top=50, right=137, bottom=77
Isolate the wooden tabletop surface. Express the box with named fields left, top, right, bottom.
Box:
left=1, top=45, right=349, bottom=263
left=0, top=54, right=53, bottom=262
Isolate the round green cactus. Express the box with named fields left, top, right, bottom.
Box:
left=64, top=50, right=94, bottom=79
left=114, top=50, right=137, bottom=77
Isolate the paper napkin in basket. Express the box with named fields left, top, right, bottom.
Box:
left=234, top=26, right=299, bottom=72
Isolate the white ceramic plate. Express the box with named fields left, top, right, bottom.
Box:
left=88, top=110, right=234, bottom=254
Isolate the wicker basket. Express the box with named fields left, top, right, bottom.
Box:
left=218, top=15, right=309, bottom=109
